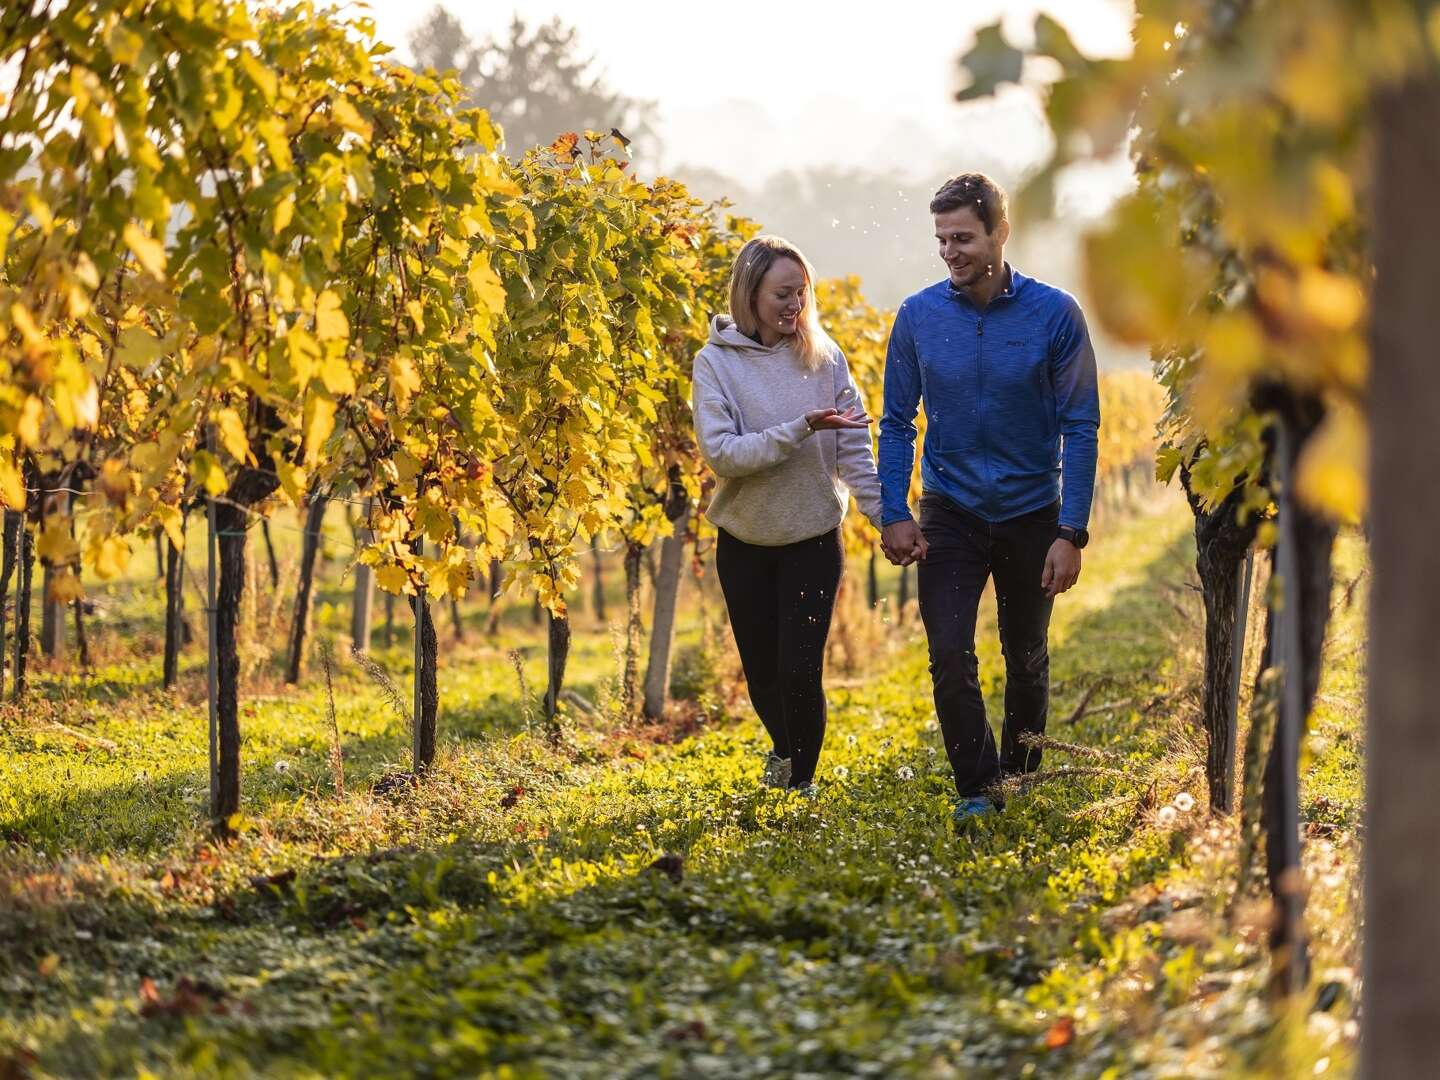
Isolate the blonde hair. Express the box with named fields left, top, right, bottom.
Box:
left=728, top=235, right=833, bottom=371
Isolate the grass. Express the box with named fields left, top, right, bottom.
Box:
left=0, top=491, right=1365, bottom=1077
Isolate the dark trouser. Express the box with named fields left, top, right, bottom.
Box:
left=917, top=494, right=1059, bottom=798
left=716, top=527, right=843, bottom=787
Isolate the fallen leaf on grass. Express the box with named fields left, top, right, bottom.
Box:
left=249, top=869, right=297, bottom=896
left=138, top=976, right=235, bottom=1019
left=665, top=1019, right=707, bottom=1042
left=1044, top=1016, right=1075, bottom=1050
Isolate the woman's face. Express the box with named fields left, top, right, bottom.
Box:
left=754, top=256, right=808, bottom=338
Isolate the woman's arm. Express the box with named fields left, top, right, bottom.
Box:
left=692, top=354, right=815, bottom=478
left=831, top=350, right=884, bottom=527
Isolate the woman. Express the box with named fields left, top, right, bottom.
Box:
left=692, top=235, right=884, bottom=796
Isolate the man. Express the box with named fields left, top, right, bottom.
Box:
left=878, top=173, right=1100, bottom=823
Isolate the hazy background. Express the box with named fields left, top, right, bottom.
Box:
left=364, top=0, right=1144, bottom=367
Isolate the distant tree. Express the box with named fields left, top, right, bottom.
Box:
left=409, top=7, right=655, bottom=157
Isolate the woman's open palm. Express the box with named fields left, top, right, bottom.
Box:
left=806, top=406, right=872, bottom=430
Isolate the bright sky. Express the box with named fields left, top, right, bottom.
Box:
left=359, top=0, right=1136, bottom=183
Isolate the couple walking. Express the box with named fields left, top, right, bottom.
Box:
left=692, top=174, right=1100, bottom=823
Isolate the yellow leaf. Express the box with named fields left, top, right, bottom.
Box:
left=314, top=289, right=349, bottom=342
left=302, top=395, right=337, bottom=465
left=157, top=504, right=185, bottom=551
left=256, top=117, right=293, bottom=170
left=36, top=520, right=80, bottom=565
left=96, top=458, right=133, bottom=505
left=48, top=568, right=84, bottom=604
left=123, top=223, right=166, bottom=279
left=272, top=196, right=295, bottom=234
left=415, top=494, right=453, bottom=545
left=190, top=449, right=229, bottom=495
left=286, top=327, right=321, bottom=387
left=273, top=457, right=308, bottom=506
left=116, top=325, right=166, bottom=370
left=214, top=408, right=251, bottom=464
left=389, top=354, right=422, bottom=410
left=86, top=534, right=132, bottom=580
left=1295, top=404, right=1366, bottom=524
left=0, top=457, right=25, bottom=510
left=1297, top=269, right=1365, bottom=333
left=466, top=252, right=508, bottom=315
left=405, top=299, right=425, bottom=334
left=320, top=355, right=356, bottom=396
left=375, top=563, right=411, bottom=595
left=329, top=96, right=372, bottom=139
left=15, top=396, right=41, bottom=448
left=238, top=50, right=278, bottom=103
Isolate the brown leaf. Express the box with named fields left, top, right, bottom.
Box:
left=138, top=977, right=162, bottom=1010
left=1044, top=1016, right=1075, bottom=1050
left=249, top=868, right=297, bottom=895
left=550, top=132, right=579, bottom=161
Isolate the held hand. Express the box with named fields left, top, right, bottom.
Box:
left=1041, top=539, right=1082, bottom=598
left=881, top=520, right=928, bottom=567
left=805, top=406, right=872, bottom=431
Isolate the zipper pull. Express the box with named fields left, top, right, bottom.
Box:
left=976, top=317, right=984, bottom=335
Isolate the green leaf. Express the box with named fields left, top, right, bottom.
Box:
left=956, top=24, right=1024, bottom=102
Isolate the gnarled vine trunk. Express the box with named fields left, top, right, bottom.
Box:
left=284, top=494, right=328, bottom=684
left=1181, top=461, right=1262, bottom=813
left=213, top=468, right=279, bottom=831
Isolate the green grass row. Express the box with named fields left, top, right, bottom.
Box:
left=0, top=494, right=1365, bottom=1077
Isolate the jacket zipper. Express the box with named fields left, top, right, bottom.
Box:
left=976, top=314, right=987, bottom=517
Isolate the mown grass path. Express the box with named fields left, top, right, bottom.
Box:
left=0, top=494, right=1363, bottom=1077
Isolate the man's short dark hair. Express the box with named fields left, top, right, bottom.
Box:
left=929, top=173, right=1009, bottom=233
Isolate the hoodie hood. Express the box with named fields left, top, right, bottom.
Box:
left=707, top=314, right=787, bottom=353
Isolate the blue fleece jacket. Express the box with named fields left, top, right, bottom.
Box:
left=878, top=266, right=1101, bottom=530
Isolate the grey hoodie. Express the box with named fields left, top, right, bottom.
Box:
left=692, top=315, right=883, bottom=546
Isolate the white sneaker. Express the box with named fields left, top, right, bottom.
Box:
left=762, top=751, right=792, bottom=789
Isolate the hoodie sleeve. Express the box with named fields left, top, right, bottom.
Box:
left=692, top=351, right=815, bottom=478
left=831, top=348, right=884, bottom=529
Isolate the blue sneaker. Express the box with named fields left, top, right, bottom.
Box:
left=952, top=796, right=997, bottom=825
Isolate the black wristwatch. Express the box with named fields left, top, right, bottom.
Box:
left=1057, top=525, right=1089, bottom=549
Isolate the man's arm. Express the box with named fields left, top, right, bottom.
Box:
left=1041, top=296, right=1100, bottom=596
left=879, top=302, right=922, bottom=525
left=878, top=303, right=928, bottom=564
left=1052, top=297, right=1101, bottom=531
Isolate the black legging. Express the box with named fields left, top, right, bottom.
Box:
left=716, top=527, right=843, bottom=787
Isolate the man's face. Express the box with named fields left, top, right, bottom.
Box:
left=934, top=205, right=1008, bottom=290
